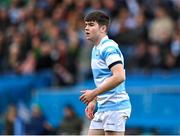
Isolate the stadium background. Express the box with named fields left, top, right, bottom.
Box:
left=0, top=0, right=179, bottom=135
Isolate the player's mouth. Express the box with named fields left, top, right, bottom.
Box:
left=85, top=32, right=90, bottom=35
left=85, top=32, right=90, bottom=37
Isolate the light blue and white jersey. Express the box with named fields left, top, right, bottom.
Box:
left=91, top=36, right=131, bottom=116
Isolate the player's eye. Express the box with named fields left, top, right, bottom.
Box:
left=90, top=22, right=94, bottom=25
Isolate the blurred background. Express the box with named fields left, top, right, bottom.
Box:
left=0, top=0, right=179, bottom=135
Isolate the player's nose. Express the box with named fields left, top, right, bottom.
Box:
left=85, top=25, right=89, bottom=30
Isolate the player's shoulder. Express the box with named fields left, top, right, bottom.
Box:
left=100, top=39, right=119, bottom=51
left=102, top=39, right=118, bottom=46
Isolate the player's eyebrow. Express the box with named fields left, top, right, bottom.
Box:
left=85, top=21, right=95, bottom=26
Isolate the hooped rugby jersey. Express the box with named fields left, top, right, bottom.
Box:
left=91, top=36, right=131, bottom=114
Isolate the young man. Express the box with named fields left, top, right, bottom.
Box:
left=80, top=11, right=131, bottom=135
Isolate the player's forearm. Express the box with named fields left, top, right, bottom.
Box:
left=93, top=74, right=125, bottom=96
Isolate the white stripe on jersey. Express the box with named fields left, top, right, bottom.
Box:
left=91, top=59, right=108, bottom=69
left=106, top=54, right=122, bottom=66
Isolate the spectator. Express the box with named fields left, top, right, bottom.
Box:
left=0, top=32, right=9, bottom=73
left=26, top=105, right=52, bottom=135
left=170, top=22, right=180, bottom=67
left=148, top=5, right=174, bottom=45
left=54, top=39, right=75, bottom=86
left=5, top=105, right=17, bottom=135
left=57, top=104, right=83, bottom=135
left=35, top=41, right=54, bottom=71
left=4, top=104, right=25, bottom=135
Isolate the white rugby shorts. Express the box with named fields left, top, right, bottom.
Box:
left=89, top=110, right=130, bottom=132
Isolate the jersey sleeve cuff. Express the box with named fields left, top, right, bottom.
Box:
left=108, top=61, right=122, bottom=69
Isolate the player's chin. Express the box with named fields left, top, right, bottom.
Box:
left=85, top=34, right=91, bottom=39
left=87, top=38, right=93, bottom=42
left=86, top=36, right=91, bottom=40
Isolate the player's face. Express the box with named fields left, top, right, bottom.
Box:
left=84, top=21, right=100, bottom=42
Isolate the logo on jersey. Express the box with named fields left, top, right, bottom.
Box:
left=96, top=50, right=100, bottom=56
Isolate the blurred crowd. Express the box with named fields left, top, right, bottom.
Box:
left=0, top=0, right=179, bottom=85
left=4, top=103, right=83, bottom=135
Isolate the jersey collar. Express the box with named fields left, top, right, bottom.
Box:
left=96, top=35, right=109, bottom=48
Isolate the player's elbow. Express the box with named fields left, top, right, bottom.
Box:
left=121, top=74, right=126, bottom=82
left=119, top=75, right=126, bottom=83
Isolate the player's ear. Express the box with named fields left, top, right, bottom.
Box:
left=100, top=25, right=107, bottom=33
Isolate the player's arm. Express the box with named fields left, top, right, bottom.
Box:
left=92, top=63, right=125, bottom=96
left=80, top=63, right=125, bottom=104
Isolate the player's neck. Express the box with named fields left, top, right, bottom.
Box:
left=94, top=34, right=107, bottom=46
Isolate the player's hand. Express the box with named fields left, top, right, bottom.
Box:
left=85, top=101, right=96, bottom=120
left=80, top=90, right=96, bottom=104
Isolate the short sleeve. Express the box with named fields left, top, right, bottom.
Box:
left=101, top=46, right=123, bottom=69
